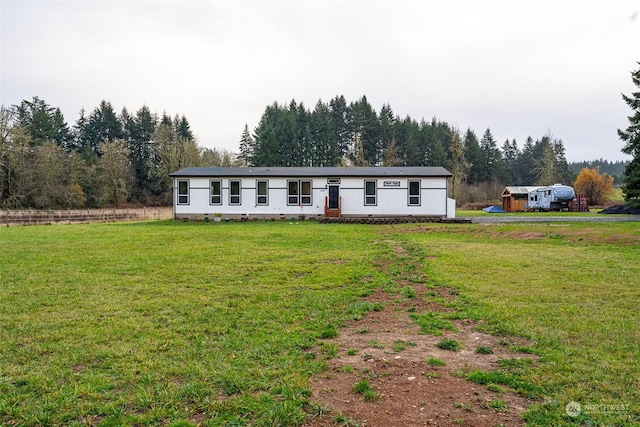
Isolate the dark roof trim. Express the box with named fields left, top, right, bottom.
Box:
left=170, top=166, right=452, bottom=178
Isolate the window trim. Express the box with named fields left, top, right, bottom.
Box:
left=287, top=179, right=313, bottom=206
left=229, top=179, right=242, bottom=205
left=364, top=179, right=377, bottom=206
left=177, top=179, right=189, bottom=205
left=210, top=179, right=222, bottom=205
left=256, top=179, right=269, bottom=206
left=300, top=180, right=312, bottom=205
left=408, top=179, right=421, bottom=206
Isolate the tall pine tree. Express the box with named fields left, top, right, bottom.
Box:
left=618, top=62, right=640, bottom=207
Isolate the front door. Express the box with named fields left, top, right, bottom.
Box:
left=328, top=185, right=339, bottom=209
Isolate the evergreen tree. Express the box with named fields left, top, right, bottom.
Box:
left=350, top=96, right=380, bottom=165
left=124, top=106, right=163, bottom=202
left=80, top=100, right=123, bottom=155
left=618, top=62, right=640, bottom=207
left=532, top=134, right=574, bottom=185
left=251, top=103, right=282, bottom=166
left=174, top=115, right=194, bottom=140
left=294, top=101, right=312, bottom=166
left=379, top=104, right=398, bottom=163
left=479, top=128, right=504, bottom=182
left=395, top=116, right=420, bottom=165
left=501, top=138, right=520, bottom=184
left=329, top=95, right=352, bottom=161
left=552, top=138, right=575, bottom=184
left=449, top=128, right=470, bottom=200
left=518, top=137, right=537, bottom=184
left=310, top=100, right=338, bottom=166
left=463, top=128, right=483, bottom=184
left=424, top=118, right=450, bottom=168
left=238, top=124, right=254, bottom=166
left=13, top=97, right=71, bottom=147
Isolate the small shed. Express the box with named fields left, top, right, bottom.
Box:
left=502, top=186, right=541, bottom=212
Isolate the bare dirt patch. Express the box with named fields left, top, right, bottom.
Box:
left=304, top=285, right=536, bottom=427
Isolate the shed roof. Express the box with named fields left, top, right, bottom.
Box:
left=502, top=186, right=541, bottom=196
left=170, top=166, right=452, bottom=178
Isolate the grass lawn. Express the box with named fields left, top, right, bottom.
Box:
left=1, top=220, right=639, bottom=426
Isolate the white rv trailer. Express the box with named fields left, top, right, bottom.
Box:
left=527, top=184, right=576, bottom=211
left=169, top=166, right=455, bottom=220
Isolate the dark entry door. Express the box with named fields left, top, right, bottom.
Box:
left=328, top=185, right=339, bottom=209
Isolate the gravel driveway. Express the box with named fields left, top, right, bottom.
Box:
left=468, top=215, right=640, bottom=224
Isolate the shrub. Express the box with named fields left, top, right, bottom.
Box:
left=574, top=166, right=615, bottom=205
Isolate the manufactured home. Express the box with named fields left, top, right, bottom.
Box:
left=169, top=166, right=455, bottom=220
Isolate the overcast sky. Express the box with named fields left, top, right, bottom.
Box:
left=2, top=0, right=639, bottom=162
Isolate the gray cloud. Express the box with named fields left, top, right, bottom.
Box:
left=1, top=0, right=639, bottom=161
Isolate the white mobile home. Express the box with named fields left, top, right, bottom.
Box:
left=169, top=166, right=455, bottom=220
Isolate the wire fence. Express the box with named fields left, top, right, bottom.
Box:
left=0, top=207, right=173, bottom=226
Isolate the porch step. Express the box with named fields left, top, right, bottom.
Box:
left=324, top=209, right=341, bottom=218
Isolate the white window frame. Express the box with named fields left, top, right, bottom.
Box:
left=177, top=179, right=189, bottom=205
left=256, top=179, right=269, bottom=206
left=210, top=179, right=222, bottom=205
left=408, top=180, right=421, bottom=206
left=364, top=179, right=377, bottom=206
left=229, top=179, right=241, bottom=205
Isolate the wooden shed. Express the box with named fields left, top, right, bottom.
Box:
left=502, top=186, right=541, bottom=212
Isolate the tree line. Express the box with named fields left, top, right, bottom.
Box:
left=240, top=95, right=576, bottom=193
left=0, top=97, right=237, bottom=209
left=4, top=89, right=635, bottom=210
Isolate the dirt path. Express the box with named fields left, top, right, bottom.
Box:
left=304, top=239, right=537, bottom=427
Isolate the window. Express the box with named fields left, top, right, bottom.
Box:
left=177, top=179, right=189, bottom=205
left=301, top=180, right=312, bottom=205
left=288, top=180, right=312, bottom=205
left=408, top=180, right=421, bottom=205
left=256, top=180, right=268, bottom=205
left=364, top=180, right=377, bottom=205
left=229, top=180, right=241, bottom=205
left=210, top=180, right=222, bottom=205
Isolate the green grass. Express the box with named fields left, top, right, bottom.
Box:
left=410, top=310, right=457, bottom=335
left=401, top=221, right=640, bottom=426
left=1, top=219, right=639, bottom=426
left=0, top=221, right=386, bottom=426
left=427, top=357, right=446, bottom=366
left=435, top=338, right=461, bottom=351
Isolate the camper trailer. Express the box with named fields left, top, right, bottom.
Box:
left=527, top=184, right=576, bottom=211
